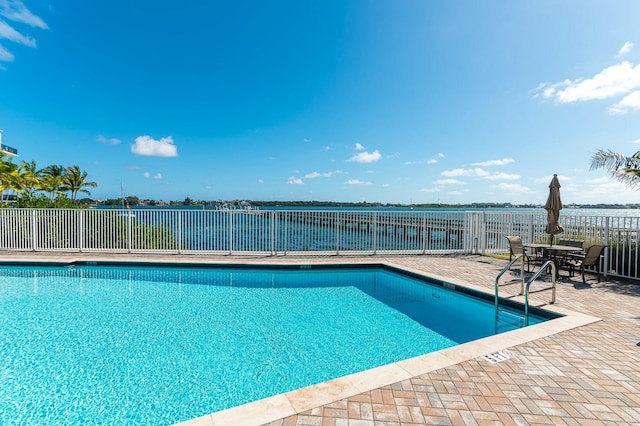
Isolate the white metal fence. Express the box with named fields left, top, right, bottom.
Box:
left=1, top=208, right=639, bottom=280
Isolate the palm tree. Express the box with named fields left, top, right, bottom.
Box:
left=17, top=160, right=41, bottom=198
left=591, top=149, right=640, bottom=188
left=61, top=165, right=98, bottom=201
left=39, top=164, right=66, bottom=199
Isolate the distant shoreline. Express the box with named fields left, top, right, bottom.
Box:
left=89, top=199, right=640, bottom=210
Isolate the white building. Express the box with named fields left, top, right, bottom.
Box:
left=0, top=130, right=19, bottom=157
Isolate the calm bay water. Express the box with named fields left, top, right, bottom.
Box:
left=92, top=205, right=640, bottom=252
left=106, top=205, right=640, bottom=218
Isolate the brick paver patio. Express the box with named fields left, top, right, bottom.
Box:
left=1, top=252, right=639, bottom=425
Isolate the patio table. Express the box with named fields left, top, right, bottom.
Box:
left=523, top=243, right=584, bottom=275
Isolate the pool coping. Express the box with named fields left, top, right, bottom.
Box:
left=0, top=257, right=601, bottom=426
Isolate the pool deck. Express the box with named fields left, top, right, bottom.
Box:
left=1, top=252, right=639, bottom=425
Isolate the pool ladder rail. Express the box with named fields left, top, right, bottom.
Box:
left=495, top=254, right=557, bottom=326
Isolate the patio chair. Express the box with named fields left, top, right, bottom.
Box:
left=505, top=236, right=541, bottom=272
left=558, top=239, right=584, bottom=250
left=556, top=239, right=585, bottom=273
left=567, top=244, right=607, bottom=283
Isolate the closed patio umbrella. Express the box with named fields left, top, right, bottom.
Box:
left=544, top=174, right=564, bottom=244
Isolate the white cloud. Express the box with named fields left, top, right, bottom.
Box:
left=303, top=138, right=311, bottom=143
left=420, top=187, right=441, bottom=193
left=472, top=158, right=514, bottom=167
left=348, top=150, right=382, bottom=163
left=493, top=183, right=534, bottom=193
left=426, top=153, right=445, bottom=165
left=441, top=168, right=490, bottom=177
left=0, top=0, right=48, bottom=29
left=537, top=61, right=640, bottom=103
left=577, top=178, right=637, bottom=202
left=434, top=179, right=467, bottom=185
left=617, top=41, right=633, bottom=57
left=97, top=135, right=121, bottom=145
left=143, top=171, right=162, bottom=179
left=609, top=90, right=640, bottom=114
left=484, top=172, right=520, bottom=180
left=287, top=177, right=303, bottom=185
left=0, top=43, right=13, bottom=61
left=0, top=1, right=47, bottom=67
left=346, top=179, right=372, bottom=185
left=304, top=171, right=333, bottom=179
left=258, top=179, right=264, bottom=184
left=0, top=20, right=35, bottom=46
left=131, top=135, right=178, bottom=157
left=354, top=143, right=365, bottom=151
left=406, top=153, right=444, bottom=166
left=586, top=176, right=610, bottom=184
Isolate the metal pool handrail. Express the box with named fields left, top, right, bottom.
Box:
left=494, top=254, right=525, bottom=319
left=524, top=260, right=557, bottom=325
left=495, top=257, right=556, bottom=326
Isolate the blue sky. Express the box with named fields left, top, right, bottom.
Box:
left=2, top=1, right=640, bottom=204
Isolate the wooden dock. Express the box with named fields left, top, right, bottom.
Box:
left=249, top=210, right=465, bottom=243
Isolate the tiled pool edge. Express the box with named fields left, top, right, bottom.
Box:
left=173, top=261, right=601, bottom=426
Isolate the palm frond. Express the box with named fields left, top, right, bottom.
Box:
left=591, top=149, right=640, bottom=189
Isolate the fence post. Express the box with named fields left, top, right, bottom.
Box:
left=463, top=212, right=471, bottom=253
left=228, top=211, right=233, bottom=255
left=31, top=209, right=37, bottom=251
left=270, top=210, right=275, bottom=255
left=372, top=211, right=378, bottom=254
left=604, top=216, right=610, bottom=277
left=283, top=212, right=288, bottom=255
left=335, top=211, right=340, bottom=255
left=127, top=212, right=132, bottom=253
left=177, top=210, right=183, bottom=254
left=79, top=210, right=84, bottom=252
left=480, top=211, right=487, bottom=255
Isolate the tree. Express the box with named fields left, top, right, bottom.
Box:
left=39, top=164, right=66, bottom=199
left=591, top=149, right=640, bottom=188
left=61, top=165, right=98, bottom=201
left=17, top=160, right=41, bottom=197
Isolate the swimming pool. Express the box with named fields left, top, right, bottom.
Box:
left=0, top=263, right=553, bottom=425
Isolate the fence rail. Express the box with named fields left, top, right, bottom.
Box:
left=1, top=208, right=639, bottom=280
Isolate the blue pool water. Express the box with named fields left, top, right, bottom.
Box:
left=0, top=265, right=550, bottom=425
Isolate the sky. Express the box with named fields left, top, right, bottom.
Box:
left=2, top=1, right=640, bottom=205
